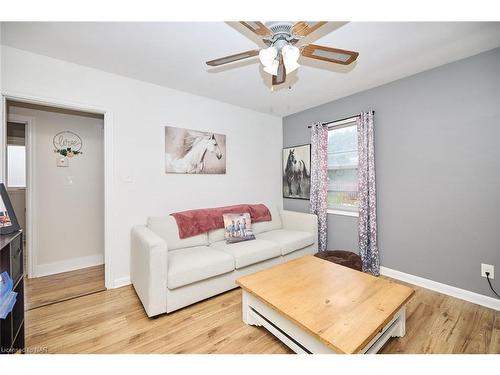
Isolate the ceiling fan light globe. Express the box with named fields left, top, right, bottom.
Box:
left=282, top=45, right=301, bottom=74
left=263, top=59, right=279, bottom=75
left=259, top=46, right=278, bottom=67
left=282, top=45, right=300, bottom=63
left=284, top=60, right=300, bottom=73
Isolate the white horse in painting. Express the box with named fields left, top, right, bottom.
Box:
left=165, top=132, right=223, bottom=173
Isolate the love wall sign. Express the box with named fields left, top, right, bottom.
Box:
left=53, top=131, right=83, bottom=157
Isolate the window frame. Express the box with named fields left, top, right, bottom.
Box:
left=6, top=143, right=27, bottom=189
left=326, top=117, right=359, bottom=218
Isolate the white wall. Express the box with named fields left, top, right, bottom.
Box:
left=1, top=46, right=283, bottom=287
left=10, top=106, right=104, bottom=275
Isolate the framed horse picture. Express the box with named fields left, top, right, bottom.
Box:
left=283, top=144, right=311, bottom=200
left=165, top=126, right=226, bottom=174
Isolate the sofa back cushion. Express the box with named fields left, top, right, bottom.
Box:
left=208, top=228, right=225, bottom=244
left=147, top=216, right=208, bottom=251
left=252, top=206, right=282, bottom=235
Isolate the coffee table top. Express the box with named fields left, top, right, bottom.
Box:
left=236, top=255, right=414, bottom=354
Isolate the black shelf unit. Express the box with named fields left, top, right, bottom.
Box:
left=0, top=231, right=24, bottom=354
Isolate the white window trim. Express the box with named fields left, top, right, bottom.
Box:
left=327, top=209, right=359, bottom=217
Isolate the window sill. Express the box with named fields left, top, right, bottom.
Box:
left=327, top=209, right=359, bottom=218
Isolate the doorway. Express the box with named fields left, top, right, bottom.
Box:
left=5, top=120, right=28, bottom=272
left=5, top=100, right=106, bottom=309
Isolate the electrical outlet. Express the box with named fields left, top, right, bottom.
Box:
left=481, top=264, right=494, bottom=279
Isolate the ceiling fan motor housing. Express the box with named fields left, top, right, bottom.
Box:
left=264, top=22, right=298, bottom=48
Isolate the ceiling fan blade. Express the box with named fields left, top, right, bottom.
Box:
left=240, top=21, right=272, bottom=37
left=272, top=56, right=286, bottom=86
left=301, top=44, right=359, bottom=65
left=292, top=22, right=328, bottom=37
left=206, top=50, right=259, bottom=67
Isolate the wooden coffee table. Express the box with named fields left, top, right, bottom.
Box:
left=236, top=255, right=414, bottom=354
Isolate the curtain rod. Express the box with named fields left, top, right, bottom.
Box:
left=307, top=110, right=375, bottom=128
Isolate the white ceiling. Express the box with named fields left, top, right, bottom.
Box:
left=2, top=22, right=500, bottom=116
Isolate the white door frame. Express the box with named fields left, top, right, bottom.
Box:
left=0, top=91, right=113, bottom=289
left=7, top=113, right=36, bottom=278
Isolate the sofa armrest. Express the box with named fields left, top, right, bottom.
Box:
left=130, top=225, right=168, bottom=317
left=280, top=210, right=319, bottom=250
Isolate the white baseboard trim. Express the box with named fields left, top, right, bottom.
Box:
left=35, top=254, right=104, bottom=278
left=113, top=276, right=131, bottom=289
left=380, top=266, right=500, bottom=311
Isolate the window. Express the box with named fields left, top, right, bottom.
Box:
left=7, top=145, right=27, bottom=188
left=327, top=121, right=358, bottom=214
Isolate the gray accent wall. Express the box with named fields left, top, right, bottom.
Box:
left=283, top=48, right=500, bottom=298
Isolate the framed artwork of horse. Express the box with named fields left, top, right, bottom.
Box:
left=283, top=144, right=311, bottom=199
left=165, top=126, right=226, bottom=174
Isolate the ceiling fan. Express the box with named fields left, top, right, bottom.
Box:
left=206, top=21, right=359, bottom=86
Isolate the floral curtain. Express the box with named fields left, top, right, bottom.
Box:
left=310, top=122, right=329, bottom=251
left=357, top=111, right=380, bottom=275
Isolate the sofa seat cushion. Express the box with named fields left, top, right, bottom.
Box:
left=210, top=239, right=281, bottom=269
left=167, top=246, right=235, bottom=290
left=257, top=229, right=315, bottom=255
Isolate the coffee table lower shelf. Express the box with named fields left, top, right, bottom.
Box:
left=242, top=290, right=406, bottom=354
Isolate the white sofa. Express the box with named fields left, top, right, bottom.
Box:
left=131, top=208, right=318, bottom=317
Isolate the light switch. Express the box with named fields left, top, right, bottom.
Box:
left=57, top=156, right=69, bottom=167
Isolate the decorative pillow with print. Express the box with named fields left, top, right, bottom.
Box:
left=223, top=213, right=255, bottom=244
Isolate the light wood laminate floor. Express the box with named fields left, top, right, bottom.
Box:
left=25, top=278, right=499, bottom=354
left=25, top=265, right=105, bottom=310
